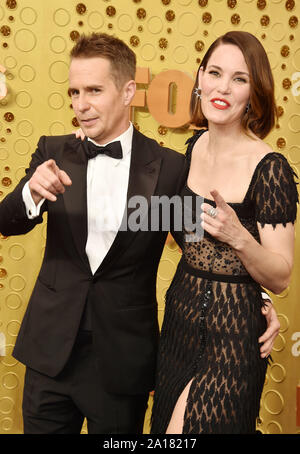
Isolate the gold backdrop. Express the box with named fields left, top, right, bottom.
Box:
left=0, top=0, right=299, bottom=435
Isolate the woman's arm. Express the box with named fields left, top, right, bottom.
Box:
left=201, top=189, right=295, bottom=295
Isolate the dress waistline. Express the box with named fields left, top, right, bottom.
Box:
left=181, top=259, right=255, bottom=284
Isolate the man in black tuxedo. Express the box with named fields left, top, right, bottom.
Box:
left=0, top=33, right=279, bottom=434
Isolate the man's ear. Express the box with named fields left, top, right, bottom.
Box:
left=123, top=80, right=136, bottom=107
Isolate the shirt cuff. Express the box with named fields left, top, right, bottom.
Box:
left=22, top=181, right=45, bottom=219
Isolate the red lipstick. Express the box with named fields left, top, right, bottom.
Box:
left=210, top=98, right=231, bottom=110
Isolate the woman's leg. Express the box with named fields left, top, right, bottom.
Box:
left=166, top=379, right=193, bottom=434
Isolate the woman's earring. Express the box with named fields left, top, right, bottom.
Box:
left=193, top=87, right=202, bottom=100
left=246, top=102, right=250, bottom=113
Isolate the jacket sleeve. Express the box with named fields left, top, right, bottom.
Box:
left=0, top=136, right=48, bottom=236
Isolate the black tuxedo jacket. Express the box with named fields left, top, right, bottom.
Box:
left=0, top=128, right=186, bottom=395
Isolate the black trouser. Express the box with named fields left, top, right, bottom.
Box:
left=22, top=331, right=149, bottom=434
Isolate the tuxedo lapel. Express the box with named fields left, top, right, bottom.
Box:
left=61, top=138, right=91, bottom=272
left=96, top=128, right=162, bottom=274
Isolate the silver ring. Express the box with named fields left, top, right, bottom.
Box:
left=207, top=207, right=217, bottom=218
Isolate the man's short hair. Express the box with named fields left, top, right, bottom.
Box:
left=70, top=33, right=136, bottom=90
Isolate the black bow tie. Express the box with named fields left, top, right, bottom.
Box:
left=84, top=138, right=123, bottom=160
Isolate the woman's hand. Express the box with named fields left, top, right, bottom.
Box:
left=201, top=189, right=247, bottom=249
left=259, top=301, right=280, bottom=358
left=72, top=128, right=85, bottom=141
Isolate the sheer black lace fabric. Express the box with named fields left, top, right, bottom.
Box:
left=151, top=130, right=298, bottom=434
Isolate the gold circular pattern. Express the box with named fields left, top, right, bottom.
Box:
left=263, top=390, right=284, bottom=415
left=5, top=293, right=22, bottom=310
left=231, top=14, right=240, bottom=25
left=1, top=177, right=12, bottom=187
left=72, top=117, right=79, bottom=128
left=8, top=244, right=25, bottom=261
left=270, top=363, right=286, bottom=383
left=18, top=64, right=36, bottom=82
left=137, top=8, right=146, bottom=19
left=147, top=16, right=163, bottom=34
left=13, top=138, right=30, bottom=156
left=70, top=30, right=80, bottom=41
left=76, top=3, right=87, bottom=15
left=6, top=0, right=17, bottom=9
left=195, top=40, right=205, bottom=51
left=277, top=106, right=284, bottom=117
left=158, top=125, right=168, bottom=135
left=20, top=7, right=37, bottom=25
left=0, top=268, right=7, bottom=278
left=49, top=61, right=69, bottom=84
left=16, top=91, right=32, bottom=109
left=159, top=38, right=168, bottom=49
left=203, top=12, right=212, bottom=23
left=227, top=0, right=237, bottom=8
left=280, top=45, right=290, bottom=57
left=0, top=26, right=11, bottom=36
left=162, top=0, right=171, bottom=4
left=285, top=0, right=295, bottom=11
left=199, top=0, right=209, bottom=6
left=88, top=11, right=104, bottom=30
left=106, top=6, right=116, bottom=17
left=165, top=10, right=175, bottom=21
left=276, top=137, right=286, bottom=149
left=266, top=421, right=282, bottom=435
left=14, top=29, right=37, bottom=52
left=257, top=0, right=266, bottom=9
left=282, top=78, right=291, bottom=89
left=53, top=8, right=71, bottom=27
left=261, top=15, right=270, bottom=27
left=289, top=16, right=298, bottom=28
left=130, top=35, right=140, bottom=47
left=50, top=36, right=67, bottom=54
left=4, top=113, right=14, bottom=122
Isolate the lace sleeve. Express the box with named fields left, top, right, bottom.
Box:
left=253, top=153, right=298, bottom=228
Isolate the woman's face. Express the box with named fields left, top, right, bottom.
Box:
left=198, top=43, right=251, bottom=128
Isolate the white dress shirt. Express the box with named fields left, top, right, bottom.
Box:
left=22, top=123, right=133, bottom=274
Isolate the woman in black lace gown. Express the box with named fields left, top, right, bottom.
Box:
left=151, top=31, right=298, bottom=434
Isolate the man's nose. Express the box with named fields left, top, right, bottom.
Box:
left=77, top=94, right=90, bottom=112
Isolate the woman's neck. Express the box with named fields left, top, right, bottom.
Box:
left=206, top=121, right=254, bottom=158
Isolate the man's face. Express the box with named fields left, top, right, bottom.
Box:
left=69, top=57, right=134, bottom=144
